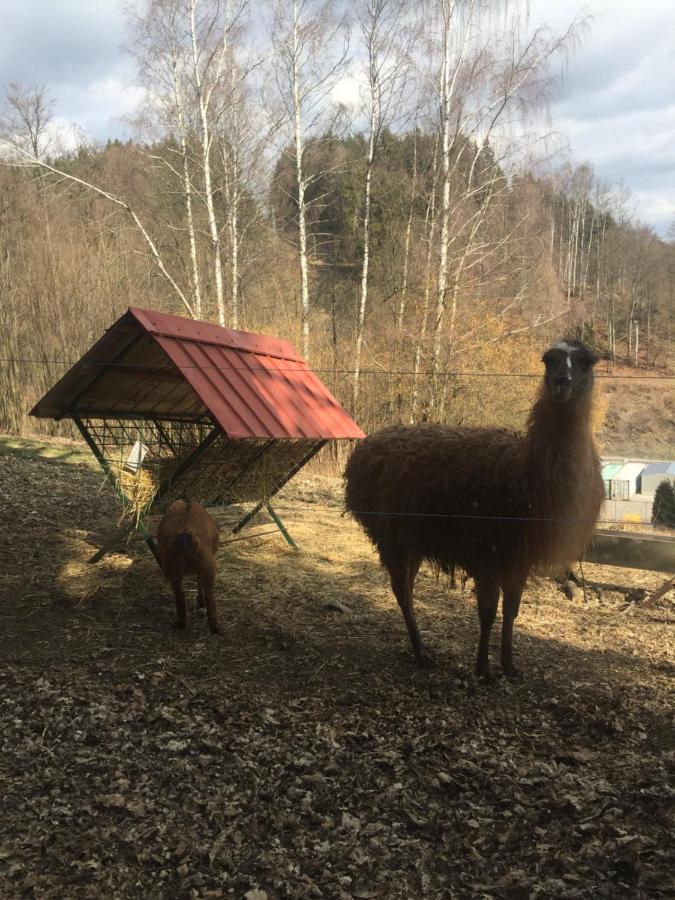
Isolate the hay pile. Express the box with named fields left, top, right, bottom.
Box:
left=107, top=459, right=160, bottom=523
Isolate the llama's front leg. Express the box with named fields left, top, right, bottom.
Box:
left=475, top=578, right=499, bottom=680
left=388, top=557, right=434, bottom=667
left=501, top=584, right=523, bottom=680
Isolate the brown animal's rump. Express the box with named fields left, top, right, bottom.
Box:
left=156, top=499, right=221, bottom=634
left=344, top=338, right=604, bottom=679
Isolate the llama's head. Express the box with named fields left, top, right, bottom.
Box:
left=542, top=339, right=598, bottom=404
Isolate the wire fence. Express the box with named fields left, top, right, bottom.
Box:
left=239, top=502, right=672, bottom=532
left=2, top=350, right=672, bottom=534
left=1, top=356, right=674, bottom=380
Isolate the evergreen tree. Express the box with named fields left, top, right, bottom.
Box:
left=652, top=479, right=675, bottom=528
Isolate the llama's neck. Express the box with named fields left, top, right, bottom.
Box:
left=526, top=388, right=597, bottom=506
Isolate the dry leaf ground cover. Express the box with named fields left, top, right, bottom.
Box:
left=0, top=443, right=673, bottom=899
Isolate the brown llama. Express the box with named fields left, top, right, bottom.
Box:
left=156, top=499, right=221, bottom=634
left=344, top=339, right=604, bottom=680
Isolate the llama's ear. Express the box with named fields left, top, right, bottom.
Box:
left=578, top=347, right=599, bottom=368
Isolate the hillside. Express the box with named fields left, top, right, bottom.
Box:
left=600, top=365, right=675, bottom=459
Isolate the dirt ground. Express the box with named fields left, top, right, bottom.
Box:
left=0, top=448, right=673, bottom=899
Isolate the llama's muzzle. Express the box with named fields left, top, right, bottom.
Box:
left=552, top=376, right=573, bottom=402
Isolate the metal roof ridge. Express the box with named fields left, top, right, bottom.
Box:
left=128, top=306, right=305, bottom=363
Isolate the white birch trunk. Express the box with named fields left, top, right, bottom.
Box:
left=171, top=26, right=202, bottom=318
left=634, top=321, right=639, bottom=366
left=292, top=0, right=311, bottom=359
left=352, top=81, right=378, bottom=410
left=190, top=0, right=226, bottom=325
left=431, top=0, right=466, bottom=398
left=397, top=131, right=418, bottom=333
left=565, top=202, right=574, bottom=304
left=229, top=190, right=240, bottom=329
left=581, top=203, right=595, bottom=302
left=222, top=99, right=241, bottom=329
left=352, top=147, right=374, bottom=409
left=411, top=173, right=438, bottom=423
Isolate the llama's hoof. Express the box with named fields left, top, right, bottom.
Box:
left=416, top=646, right=437, bottom=669
left=209, top=624, right=222, bottom=635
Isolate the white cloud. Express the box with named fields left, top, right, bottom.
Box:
left=332, top=71, right=366, bottom=110
left=632, top=191, right=675, bottom=228
left=530, top=0, right=675, bottom=235
left=2, top=0, right=673, bottom=234
left=56, top=78, right=145, bottom=140
left=0, top=0, right=140, bottom=140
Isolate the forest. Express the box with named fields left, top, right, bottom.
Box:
left=0, top=0, right=673, bottom=443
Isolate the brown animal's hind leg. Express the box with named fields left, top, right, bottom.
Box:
left=172, top=579, right=189, bottom=630
left=197, top=584, right=206, bottom=609
left=388, top=556, right=435, bottom=668
left=203, top=580, right=221, bottom=635
left=501, top=583, right=524, bottom=680
left=199, top=557, right=220, bottom=634
left=475, top=577, right=499, bottom=681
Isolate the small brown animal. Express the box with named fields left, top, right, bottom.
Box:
left=156, top=499, right=221, bottom=633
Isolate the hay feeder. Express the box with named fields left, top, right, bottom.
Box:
left=30, top=307, right=364, bottom=562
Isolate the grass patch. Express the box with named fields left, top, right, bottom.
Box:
left=0, top=434, right=95, bottom=468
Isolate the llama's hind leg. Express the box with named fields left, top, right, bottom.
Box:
left=387, top=556, right=434, bottom=668
left=501, top=583, right=524, bottom=680
left=475, top=577, right=499, bottom=681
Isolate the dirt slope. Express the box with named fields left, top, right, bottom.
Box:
left=599, top=367, right=675, bottom=459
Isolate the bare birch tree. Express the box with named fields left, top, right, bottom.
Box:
left=1, top=83, right=57, bottom=249
left=216, top=35, right=269, bottom=329
left=127, top=0, right=204, bottom=316
left=1, top=83, right=196, bottom=316
left=188, top=0, right=245, bottom=326
left=421, top=1, right=583, bottom=409
left=268, top=0, right=348, bottom=359
left=351, top=0, right=412, bottom=410
left=127, top=0, right=249, bottom=326
left=410, top=135, right=440, bottom=422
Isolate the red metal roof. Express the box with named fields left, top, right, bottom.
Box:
left=31, top=307, right=364, bottom=441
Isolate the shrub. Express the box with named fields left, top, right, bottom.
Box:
left=652, top=479, right=675, bottom=528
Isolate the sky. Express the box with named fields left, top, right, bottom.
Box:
left=1, top=0, right=673, bottom=236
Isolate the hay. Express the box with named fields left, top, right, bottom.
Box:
left=107, top=460, right=160, bottom=523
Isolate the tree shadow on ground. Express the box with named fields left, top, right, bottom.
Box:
left=0, top=435, right=94, bottom=467
left=2, top=453, right=673, bottom=899
left=2, top=464, right=670, bottom=745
